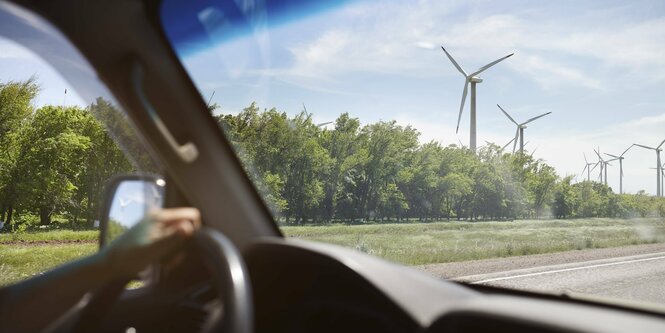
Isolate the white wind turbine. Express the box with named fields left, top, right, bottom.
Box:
left=594, top=148, right=613, bottom=186
left=302, top=103, right=332, bottom=128
left=497, top=104, right=551, bottom=153
left=441, top=46, right=514, bottom=153
left=634, top=139, right=665, bottom=197
left=581, top=153, right=598, bottom=182
left=604, top=145, right=633, bottom=194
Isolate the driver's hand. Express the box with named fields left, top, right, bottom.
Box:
left=99, top=207, right=201, bottom=279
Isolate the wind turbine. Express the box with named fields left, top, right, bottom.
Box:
left=591, top=149, right=604, bottom=184
left=581, top=153, right=598, bottom=182
left=634, top=139, right=665, bottom=197
left=594, top=148, right=614, bottom=186
left=302, top=103, right=332, bottom=127
left=441, top=46, right=514, bottom=153
left=604, top=145, right=633, bottom=194
left=497, top=105, right=551, bottom=154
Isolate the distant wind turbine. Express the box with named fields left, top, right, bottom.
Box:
left=604, top=145, right=633, bottom=194
left=302, top=103, right=332, bottom=127
left=582, top=153, right=597, bottom=182
left=497, top=104, right=551, bottom=154
left=594, top=148, right=613, bottom=186
left=634, top=139, right=665, bottom=197
left=441, top=46, right=514, bottom=153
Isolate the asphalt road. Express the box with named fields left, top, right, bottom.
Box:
left=417, top=243, right=665, bottom=305
left=456, top=252, right=665, bottom=304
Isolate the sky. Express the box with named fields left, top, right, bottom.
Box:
left=1, top=0, right=664, bottom=195
left=175, top=0, right=665, bottom=195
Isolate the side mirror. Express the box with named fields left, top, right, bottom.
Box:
left=99, top=174, right=165, bottom=249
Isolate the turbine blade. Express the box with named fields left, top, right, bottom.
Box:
left=582, top=164, right=588, bottom=175
left=497, top=104, right=518, bottom=125
left=621, top=144, right=634, bottom=157
left=634, top=143, right=656, bottom=150
left=521, top=111, right=552, bottom=125
left=658, top=138, right=665, bottom=149
left=594, top=148, right=604, bottom=161
left=455, top=82, right=469, bottom=133
left=590, top=162, right=598, bottom=172
left=604, top=153, right=619, bottom=159
left=584, top=153, right=588, bottom=164
left=512, top=127, right=519, bottom=153
left=502, top=137, right=515, bottom=150
left=441, top=46, right=467, bottom=77
left=470, top=53, right=515, bottom=77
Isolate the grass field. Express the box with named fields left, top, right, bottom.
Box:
left=0, top=230, right=98, bottom=285
left=283, top=218, right=665, bottom=265
left=1, top=218, right=664, bottom=285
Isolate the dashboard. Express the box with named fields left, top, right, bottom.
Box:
left=245, top=238, right=665, bottom=333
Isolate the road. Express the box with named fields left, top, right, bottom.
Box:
left=417, top=243, right=665, bottom=305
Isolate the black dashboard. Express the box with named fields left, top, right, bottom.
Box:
left=245, top=238, right=665, bottom=333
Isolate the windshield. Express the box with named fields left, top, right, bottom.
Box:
left=160, top=0, right=665, bottom=306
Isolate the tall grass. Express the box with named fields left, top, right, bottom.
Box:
left=0, top=243, right=96, bottom=286
left=283, top=218, right=665, bottom=265
left=1, top=218, right=664, bottom=286
left=0, top=230, right=98, bottom=244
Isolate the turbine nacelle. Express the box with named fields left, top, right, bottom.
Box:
left=468, top=77, right=483, bottom=83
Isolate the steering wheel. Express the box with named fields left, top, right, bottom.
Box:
left=72, top=228, right=253, bottom=333
left=194, top=228, right=254, bottom=333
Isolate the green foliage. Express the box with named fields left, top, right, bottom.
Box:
left=217, top=103, right=665, bottom=224
left=0, top=78, right=136, bottom=231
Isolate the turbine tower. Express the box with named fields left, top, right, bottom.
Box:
left=441, top=46, right=514, bottom=153
left=497, top=104, right=551, bottom=153
left=604, top=145, right=633, bottom=194
left=634, top=139, right=665, bottom=197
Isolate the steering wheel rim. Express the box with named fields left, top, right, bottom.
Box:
left=194, top=228, right=254, bottom=333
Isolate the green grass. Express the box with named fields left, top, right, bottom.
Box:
left=0, top=243, right=96, bottom=286
left=0, top=230, right=98, bottom=244
left=282, top=218, right=665, bottom=265
left=1, top=218, right=664, bottom=286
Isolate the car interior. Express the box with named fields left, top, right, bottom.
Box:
left=2, top=0, right=665, bottom=332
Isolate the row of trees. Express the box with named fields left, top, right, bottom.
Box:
left=0, top=78, right=145, bottom=230
left=1, top=76, right=663, bottom=230
left=216, top=103, right=665, bottom=224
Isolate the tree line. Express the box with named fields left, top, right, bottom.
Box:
left=215, top=103, right=665, bottom=224
left=0, top=78, right=152, bottom=231
left=1, top=77, right=663, bottom=231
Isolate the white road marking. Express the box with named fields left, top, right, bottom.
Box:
left=471, top=254, right=665, bottom=285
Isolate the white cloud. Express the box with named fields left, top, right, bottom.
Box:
left=270, top=2, right=665, bottom=92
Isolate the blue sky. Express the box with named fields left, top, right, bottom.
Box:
left=1, top=0, right=664, bottom=195
left=176, top=0, right=665, bottom=195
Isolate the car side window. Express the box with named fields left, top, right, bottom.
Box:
left=0, top=25, right=159, bottom=286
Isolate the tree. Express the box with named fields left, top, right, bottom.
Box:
left=0, top=78, right=39, bottom=227
left=15, top=106, right=91, bottom=225
left=319, top=113, right=362, bottom=221
left=553, top=176, right=576, bottom=219
left=75, top=99, right=134, bottom=225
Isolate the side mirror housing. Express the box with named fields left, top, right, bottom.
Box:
left=99, top=174, right=165, bottom=249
